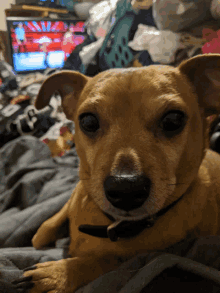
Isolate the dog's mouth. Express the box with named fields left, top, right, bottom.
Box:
left=78, top=192, right=185, bottom=242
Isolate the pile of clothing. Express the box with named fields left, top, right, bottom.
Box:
left=64, top=0, right=220, bottom=75
left=0, top=65, right=75, bottom=157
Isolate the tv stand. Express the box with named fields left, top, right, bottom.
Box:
left=5, top=4, right=69, bottom=17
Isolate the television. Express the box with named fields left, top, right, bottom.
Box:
left=6, top=17, right=87, bottom=74
left=16, top=0, right=65, bottom=9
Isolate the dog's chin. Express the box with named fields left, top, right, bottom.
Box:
left=100, top=195, right=156, bottom=221
left=90, top=188, right=164, bottom=221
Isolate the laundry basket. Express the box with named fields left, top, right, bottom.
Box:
left=98, top=0, right=138, bottom=70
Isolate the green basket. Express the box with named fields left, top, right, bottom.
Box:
left=99, top=0, right=139, bottom=70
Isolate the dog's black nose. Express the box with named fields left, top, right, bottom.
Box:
left=104, top=175, right=151, bottom=211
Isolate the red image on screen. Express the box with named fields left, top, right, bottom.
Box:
left=10, top=20, right=86, bottom=72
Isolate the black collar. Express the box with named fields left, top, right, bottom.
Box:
left=78, top=194, right=184, bottom=242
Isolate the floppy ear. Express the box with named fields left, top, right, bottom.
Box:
left=35, top=70, right=90, bottom=120
left=178, top=53, right=220, bottom=117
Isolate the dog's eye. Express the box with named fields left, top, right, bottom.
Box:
left=161, top=111, right=186, bottom=136
left=79, top=113, right=99, bottom=133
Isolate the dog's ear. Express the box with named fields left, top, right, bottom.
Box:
left=178, top=54, right=220, bottom=116
left=35, top=70, right=90, bottom=120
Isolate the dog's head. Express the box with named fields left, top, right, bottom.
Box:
left=35, top=54, right=220, bottom=221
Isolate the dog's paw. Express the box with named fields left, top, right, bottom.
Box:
left=12, top=259, right=74, bottom=293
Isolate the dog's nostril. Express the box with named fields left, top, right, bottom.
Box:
left=104, top=175, right=151, bottom=211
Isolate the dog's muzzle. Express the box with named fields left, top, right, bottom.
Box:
left=103, top=174, right=151, bottom=211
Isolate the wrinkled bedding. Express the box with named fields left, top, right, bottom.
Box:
left=1, top=136, right=220, bottom=293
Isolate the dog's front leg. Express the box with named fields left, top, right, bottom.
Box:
left=32, top=199, right=70, bottom=249
left=32, top=185, right=80, bottom=249
left=13, top=253, right=124, bottom=293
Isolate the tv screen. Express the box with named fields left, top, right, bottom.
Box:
left=6, top=17, right=86, bottom=74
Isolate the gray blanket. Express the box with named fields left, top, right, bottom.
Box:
left=1, top=136, right=220, bottom=293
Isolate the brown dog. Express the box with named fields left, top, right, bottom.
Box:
left=15, top=54, right=220, bottom=293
